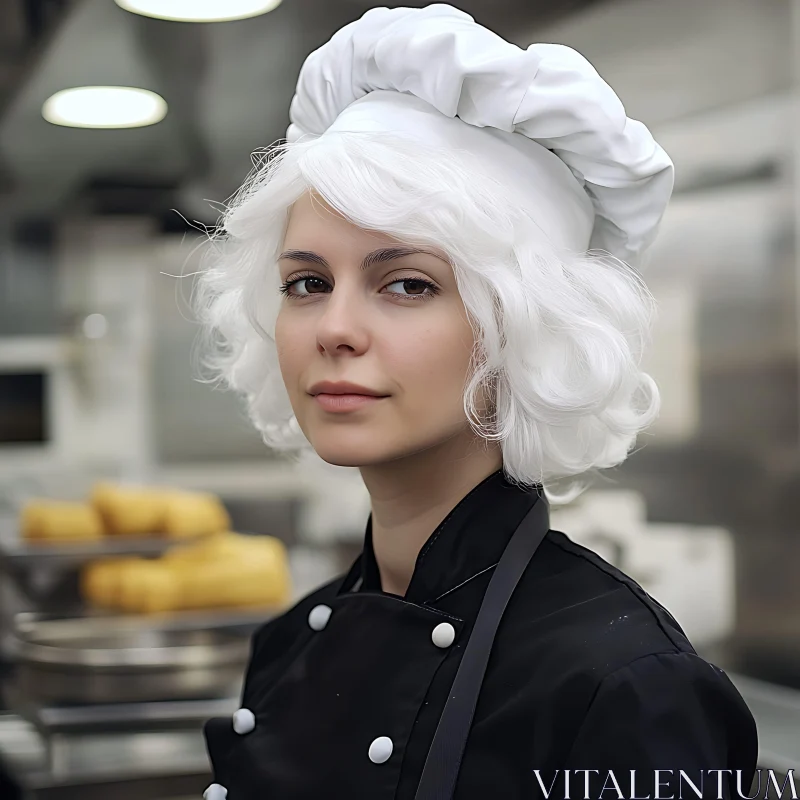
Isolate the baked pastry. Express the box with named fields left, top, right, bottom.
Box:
left=161, top=491, right=231, bottom=539
left=21, top=501, right=104, bottom=542
left=91, top=483, right=172, bottom=536
left=80, top=557, right=144, bottom=607
left=81, top=533, right=291, bottom=613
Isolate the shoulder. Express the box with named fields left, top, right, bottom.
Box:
left=493, top=528, right=703, bottom=704
left=518, top=527, right=695, bottom=662
left=564, top=650, right=758, bottom=782
left=580, top=649, right=751, bottom=720
left=493, top=530, right=757, bottom=772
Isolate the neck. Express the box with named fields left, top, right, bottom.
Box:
left=359, top=431, right=503, bottom=597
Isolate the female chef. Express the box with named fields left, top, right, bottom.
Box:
left=195, top=5, right=759, bottom=799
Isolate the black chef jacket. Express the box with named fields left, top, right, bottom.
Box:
left=204, top=468, right=759, bottom=799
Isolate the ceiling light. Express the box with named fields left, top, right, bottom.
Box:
left=113, top=0, right=283, bottom=22
left=42, top=86, right=167, bottom=129
left=82, top=314, right=109, bottom=340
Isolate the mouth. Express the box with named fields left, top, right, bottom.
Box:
left=312, top=393, right=388, bottom=412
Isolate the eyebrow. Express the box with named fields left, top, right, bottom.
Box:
left=278, top=246, right=440, bottom=272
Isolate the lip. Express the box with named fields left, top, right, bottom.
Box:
left=308, top=380, right=388, bottom=397
left=308, top=380, right=390, bottom=414
left=313, top=393, right=387, bottom=412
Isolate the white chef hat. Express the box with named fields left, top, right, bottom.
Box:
left=286, top=3, right=674, bottom=268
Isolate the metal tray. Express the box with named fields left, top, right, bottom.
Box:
left=0, top=529, right=179, bottom=570
left=0, top=522, right=182, bottom=608
left=6, top=612, right=263, bottom=705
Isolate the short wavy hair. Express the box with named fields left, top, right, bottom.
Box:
left=192, top=130, right=660, bottom=504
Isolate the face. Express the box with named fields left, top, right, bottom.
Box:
left=275, top=191, right=485, bottom=468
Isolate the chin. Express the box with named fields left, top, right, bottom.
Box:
left=307, top=426, right=460, bottom=469
left=306, top=424, right=417, bottom=467
left=310, top=439, right=395, bottom=468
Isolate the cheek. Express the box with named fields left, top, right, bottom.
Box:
left=275, top=312, right=306, bottom=383
left=389, top=313, right=475, bottom=399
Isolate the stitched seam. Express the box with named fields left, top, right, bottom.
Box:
left=428, top=561, right=499, bottom=603
left=415, top=469, right=504, bottom=567
left=393, top=643, right=465, bottom=800
left=524, top=585, right=628, bottom=627
left=563, top=649, right=682, bottom=763
left=548, top=530, right=689, bottom=651
left=348, top=591, right=465, bottom=624
left=421, top=482, right=542, bottom=601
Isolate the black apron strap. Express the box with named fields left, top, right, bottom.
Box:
left=414, top=490, right=551, bottom=800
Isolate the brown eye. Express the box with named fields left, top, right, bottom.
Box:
left=279, top=275, right=331, bottom=297
left=297, top=277, right=328, bottom=295
left=383, top=278, right=439, bottom=298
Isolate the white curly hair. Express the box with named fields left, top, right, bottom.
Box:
left=191, top=130, right=661, bottom=504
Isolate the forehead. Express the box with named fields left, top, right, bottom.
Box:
left=297, top=191, right=346, bottom=222
left=285, top=191, right=381, bottom=239
left=284, top=191, right=449, bottom=262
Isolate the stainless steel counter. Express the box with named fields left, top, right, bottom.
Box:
left=0, top=697, right=238, bottom=800
left=728, top=673, right=800, bottom=774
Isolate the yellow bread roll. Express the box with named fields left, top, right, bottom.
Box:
left=136, top=567, right=183, bottom=614
left=163, top=531, right=276, bottom=561
left=80, top=557, right=144, bottom=608
left=21, top=501, right=104, bottom=542
left=90, top=483, right=230, bottom=539
left=162, top=533, right=233, bottom=562
left=116, top=560, right=181, bottom=614
left=79, top=532, right=291, bottom=613
left=161, top=491, right=231, bottom=539
left=121, top=536, right=291, bottom=612
left=91, top=483, right=172, bottom=537
left=177, top=556, right=292, bottom=609
left=120, top=559, right=290, bottom=614
left=173, top=538, right=291, bottom=609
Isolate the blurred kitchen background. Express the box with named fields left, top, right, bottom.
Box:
left=0, top=0, right=797, bottom=797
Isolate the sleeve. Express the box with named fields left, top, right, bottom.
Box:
left=563, top=652, right=759, bottom=800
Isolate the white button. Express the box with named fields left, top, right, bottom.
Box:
left=203, top=784, right=227, bottom=800
left=368, top=736, right=393, bottom=764
left=432, top=622, right=456, bottom=648
left=308, top=604, right=332, bottom=631
left=232, top=707, right=256, bottom=735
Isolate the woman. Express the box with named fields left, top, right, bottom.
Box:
left=196, top=5, right=758, bottom=799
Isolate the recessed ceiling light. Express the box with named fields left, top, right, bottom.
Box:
left=114, top=0, right=283, bottom=22
left=42, top=86, right=167, bottom=129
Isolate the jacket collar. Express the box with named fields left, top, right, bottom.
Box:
left=342, top=468, right=545, bottom=605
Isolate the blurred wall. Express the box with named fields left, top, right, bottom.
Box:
left=529, top=0, right=790, bottom=124
left=0, top=222, right=58, bottom=337
left=534, top=0, right=800, bottom=685
left=151, top=236, right=271, bottom=464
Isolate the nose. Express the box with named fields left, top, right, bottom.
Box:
left=315, top=280, right=370, bottom=356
